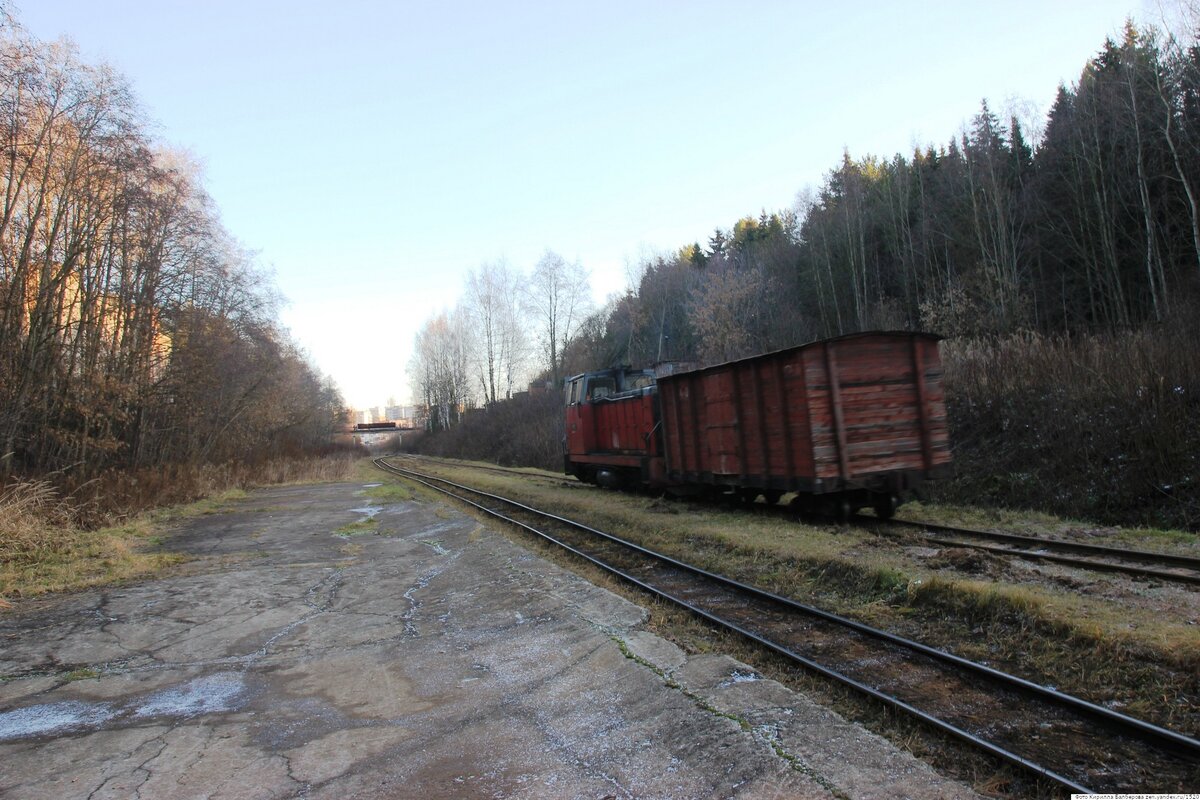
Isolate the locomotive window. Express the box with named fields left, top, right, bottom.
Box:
left=587, top=376, right=615, bottom=400
left=567, top=379, right=581, bottom=405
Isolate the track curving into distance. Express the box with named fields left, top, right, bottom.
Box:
left=397, top=453, right=1200, bottom=587
left=374, top=456, right=1200, bottom=794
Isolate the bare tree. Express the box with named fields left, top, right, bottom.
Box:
left=408, top=309, right=472, bottom=430
left=525, top=250, right=591, bottom=386
left=464, top=260, right=527, bottom=404
left=0, top=22, right=342, bottom=475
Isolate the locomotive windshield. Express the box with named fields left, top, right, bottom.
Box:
left=587, top=376, right=616, bottom=400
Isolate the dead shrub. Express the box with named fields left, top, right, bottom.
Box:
left=0, top=480, right=77, bottom=566
left=416, top=392, right=564, bottom=471
left=937, top=313, right=1200, bottom=529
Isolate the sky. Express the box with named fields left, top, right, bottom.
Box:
left=20, top=0, right=1146, bottom=408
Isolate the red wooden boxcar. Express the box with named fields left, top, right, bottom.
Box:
left=563, top=331, right=951, bottom=517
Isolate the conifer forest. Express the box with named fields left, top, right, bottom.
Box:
left=414, top=23, right=1200, bottom=529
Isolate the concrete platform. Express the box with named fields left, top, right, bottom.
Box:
left=0, top=480, right=980, bottom=799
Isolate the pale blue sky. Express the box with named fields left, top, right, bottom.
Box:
left=22, top=1, right=1142, bottom=407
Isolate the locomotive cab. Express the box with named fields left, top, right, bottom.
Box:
left=563, top=367, right=661, bottom=487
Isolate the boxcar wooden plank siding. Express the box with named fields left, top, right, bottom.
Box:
left=658, top=332, right=949, bottom=491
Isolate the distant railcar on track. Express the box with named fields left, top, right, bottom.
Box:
left=563, top=331, right=951, bottom=518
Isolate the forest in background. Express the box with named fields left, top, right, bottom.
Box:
left=0, top=15, right=347, bottom=520
left=414, top=20, right=1200, bottom=529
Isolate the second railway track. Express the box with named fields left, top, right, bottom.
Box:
left=375, top=456, right=1200, bottom=794
left=865, top=515, right=1200, bottom=587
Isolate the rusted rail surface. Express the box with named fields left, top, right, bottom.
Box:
left=867, top=516, right=1200, bottom=587
left=374, top=457, right=1200, bottom=794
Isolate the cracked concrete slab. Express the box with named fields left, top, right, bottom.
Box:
left=0, top=480, right=980, bottom=799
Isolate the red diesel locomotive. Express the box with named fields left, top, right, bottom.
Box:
left=563, top=331, right=952, bottom=518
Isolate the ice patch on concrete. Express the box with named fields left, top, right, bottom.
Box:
left=349, top=506, right=380, bottom=519
left=0, top=701, right=115, bottom=740
left=420, top=519, right=468, bottom=538
left=133, top=672, right=248, bottom=719
left=719, top=670, right=761, bottom=687
left=362, top=483, right=382, bottom=488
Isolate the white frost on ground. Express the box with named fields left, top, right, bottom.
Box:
left=719, top=670, right=761, bottom=687
left=0, top=701, right=116, bottom=740
left=0, top=672, right=250, bottom=741
left=133, top=672, right=248, bottom=719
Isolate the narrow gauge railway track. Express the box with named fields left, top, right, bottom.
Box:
left=393, top=454, right=1200, bottom=587
left=393, top=453, right=570, bottom=486
left=863, top=516, right=1200, bottom=588
left=374, top=457, right=1200, bottom=794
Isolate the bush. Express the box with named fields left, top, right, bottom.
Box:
left=936, top=315, right=1200, bottom=529
left=415, top=392, right=564, bottom=471
left=6, top=452, right=361, bottom=530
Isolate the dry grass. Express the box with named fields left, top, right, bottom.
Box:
left=897, top=500, right=1200, bottom=550
left=0, top=480, right=183, bottom=601
left=59, top=453, right=361, bottom=528
left=939, top=321, right=1200, bottom=530
left=0, top=480, right=76, bottom=567
left=1, top=454, right=361, bottom=604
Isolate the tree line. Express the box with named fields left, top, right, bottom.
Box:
left=0, top=17, right=343, bottom=477
left=577, top=21, right=1200, bottom=373
left=416, top=20, right=1200, bottom=416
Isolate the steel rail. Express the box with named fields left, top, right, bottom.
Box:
left=397, top=455, right=1200, bottom=584
left=876, top=516, right=1200, bottom=569
left=919, top=535, right=1200, bottom=586
left=378, top=458, right=1200, bottom=756
left=865, top=516, right=1200, bottom=586
left=372, top=457, right=1092, bottom=794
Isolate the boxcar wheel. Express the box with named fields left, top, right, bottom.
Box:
left=831, top=496, right=853, bottom=523
left=872, top=492, right=898, bottom=520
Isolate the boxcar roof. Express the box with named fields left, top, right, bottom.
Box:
left=655, top=330, right=943, bottom=383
